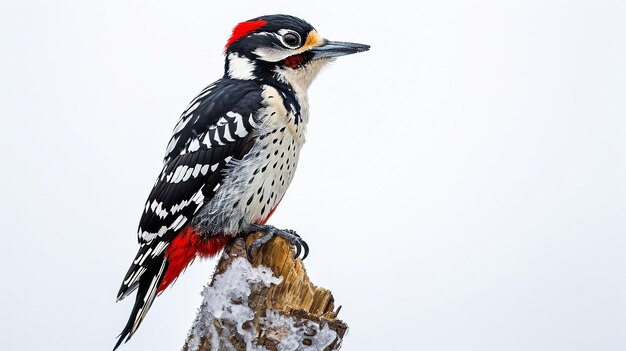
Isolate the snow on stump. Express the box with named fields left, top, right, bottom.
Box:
left=183, top=233, right=347, bottom=351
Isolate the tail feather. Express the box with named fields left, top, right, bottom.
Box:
left=117, top=240, right=172, bottom=302
left=114, top=227, right=230, bottom=350
left=114, top=258, right=167, bottom=350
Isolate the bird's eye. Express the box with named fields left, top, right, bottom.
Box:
left=281, top=31, right=301, bottom=49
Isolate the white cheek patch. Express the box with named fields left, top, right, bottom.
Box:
left=252, top=46, right=292, bottom=62
left=227, top=53, right=256, bottom=80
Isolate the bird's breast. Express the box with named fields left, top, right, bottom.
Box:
left=193, top=85, right=307, bottom=235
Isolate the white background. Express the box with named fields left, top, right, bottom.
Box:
left=1, top=1, right=625, bottom=350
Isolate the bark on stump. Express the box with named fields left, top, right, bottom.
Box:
left=183, top=233, right=347, bottom=351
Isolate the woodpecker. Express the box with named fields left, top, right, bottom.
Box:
left=114, top=14, right=368, bottom=349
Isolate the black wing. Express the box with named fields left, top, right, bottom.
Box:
left=117, top=79, right=263, bottom=300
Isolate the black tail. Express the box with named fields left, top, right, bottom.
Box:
left=114, top=257, right=167, bottom=350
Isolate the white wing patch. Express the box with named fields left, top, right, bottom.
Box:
left=248, top=112, right=260, bottom=128
left=222, top=123, right=235, bottom=142
left=139, top=186, right=206, bottom=242
left=182, top=167, right=194, bottom=182
left=177, top=110, right=252, bottom=156
left=227, top=111, right=249, bottom=138
left=188, top=139, right=200, bottom=152
left=164, top=84, right=215, bottom=162
left=164, top=164, right=217, bottom=184
left=170, top=215, right=188, bottom=232
left=201, top=133, right=213, bottom=148
left=165, top=136, right=180, bottom=155
left=212, top=130, right=224, bottom=146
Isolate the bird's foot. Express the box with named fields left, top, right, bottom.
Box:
left=246, top=224, right=309, bottom=261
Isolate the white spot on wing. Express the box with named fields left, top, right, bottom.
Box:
left=155, top=202, right=168, bottom=219
left=133, top=253, right=144, bottom=265
left=222, top=123, right=235, bottom=142
left=188, top=139, right=200, bottom=152
left=173, top=165, right=188, bottom=183
left=202, top=133, right=213, bottom=148
left=170, top=215, right=188, bottom=231
left=192, top=164, right=203, bottom=177
left=140, top=225, right=169, bottom=242
left=153, top=241, right=169, bottom=256
left=139, top=247, right=152, bottom=265
left=170, top=165, right=184, bottom=183
left=192, top=188, right=204, bottom=203
left=183, top=101, right=201, bottom=116
left=227, top=111, right=249, bottom=137
left=247, top=113, right=260, bottom=128
left=201, top=164, right=210, bottom=176
left=170, top=198, right=190, bottom=214
left=212, top=130, right=224, bottom=146
left=182, top=167, right=194, bottom=182
left=165, top=136, right=180, bottom=155
left=192, top=86, right=213, bottom=102
left=172, top=115, right=191, bottom=134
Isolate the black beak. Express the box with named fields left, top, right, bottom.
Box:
left=310, top=40, right=370, bottom=59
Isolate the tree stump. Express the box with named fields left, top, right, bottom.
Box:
left=183, top=233, right=347, bottom=351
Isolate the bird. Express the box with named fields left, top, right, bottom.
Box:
left=114, top=14, right=369, bottom=350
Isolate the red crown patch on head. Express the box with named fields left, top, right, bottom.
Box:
left=225, top=19, right=268, bottom=50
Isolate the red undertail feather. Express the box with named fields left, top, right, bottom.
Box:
left=158, top=227, right=230, bottom=294
left=225, top=19, right=268, bottom=50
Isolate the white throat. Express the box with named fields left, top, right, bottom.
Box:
left=272, top=58, right=330, bottom=127
left=274, top=58, right=329, bottom=94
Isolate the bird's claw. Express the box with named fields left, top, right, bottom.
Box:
left=247, top=224, right=309, bottom=261
left=246, top=226, right=275, bottom=260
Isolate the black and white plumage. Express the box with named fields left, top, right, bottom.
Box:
left=117, top=80, right=262, bottom=299
left=114, top=14, right=369, bottom=350
left=139, top=81, right=263, bottom=242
